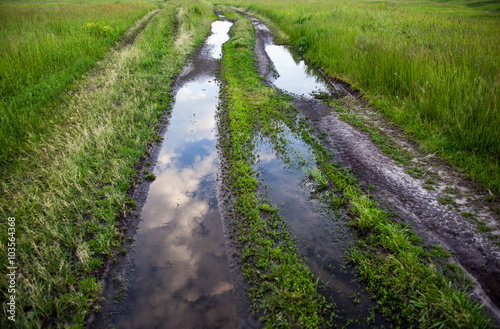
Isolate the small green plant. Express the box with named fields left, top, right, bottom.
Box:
left=257, top=203, right=277, bottom=213
left=438, top=196, right=454, bottom=205
left=295, top=37, right=310, bottom=53
left=407, top=167, right=424, bottom=179
left=307, top=167, right=329, bottom=190
left=476, top=221, right=493, bottom=233
left=143, top=169, right=156, bottom=181
left=461, top=212, right=475, bottom=219
left=294, top=14, right=312, bottom=24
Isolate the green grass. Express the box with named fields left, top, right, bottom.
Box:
left=0, top=1, right=215, bottom=327
left=214, top=0, right=500, bottom=193
left=307, top=167, right=329, bottom=191
left=289, top=106, right=494, bottom=328
left=0, top=2, right=158, bottom=171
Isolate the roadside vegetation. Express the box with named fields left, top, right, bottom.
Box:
left=293, top=116, right=494, bottom=327
left=0, top=0, right=214, bottom=327
left=0, top=1, right=155, bottom=169
left=215, top=0, right=500, bottom=193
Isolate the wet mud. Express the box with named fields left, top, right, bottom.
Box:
left=248, top=11, right=500, bottom=326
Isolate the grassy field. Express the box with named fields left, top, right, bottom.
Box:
left=0, top=2, right=157, bottom=171
left=214, top=0, right=500, bottom=193
left=0, top=0, right=214, bottom=327
left=1, top=0, right=498, bottom=327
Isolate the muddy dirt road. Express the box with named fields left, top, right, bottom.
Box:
left=90, top=12, right=500, bottom=329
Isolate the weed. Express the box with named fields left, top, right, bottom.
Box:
left=307, top=167, right=329, bottom=190
left=461, top=212, right=476, bottom=219
left=258, top=203, right=277, bottom=213
left=438, top=196, right=454, bottom=205
left=476, top=221, right=493, bottom=233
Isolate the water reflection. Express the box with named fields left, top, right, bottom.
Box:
left=255, top=130, right=387, bottom=327
left=205, top=20, right=233, bottom=59
left=265, top=45, right=333, bottom=97
left=111, top=27, right=238, bottom=327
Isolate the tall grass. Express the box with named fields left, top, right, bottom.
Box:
left=215, top=0, right=500, bottom=191
left=0, top=2, right=154, bottom=170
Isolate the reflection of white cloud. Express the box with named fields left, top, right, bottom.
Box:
left=205, top=21, right=233, bottom=59
left=142, top=150, right=216, bottom=228
left=177, top=87, right=207, bottom=102
left=112, top=20, right=238, bottom=329
left=258, top=151, right=276, bottom=163
left=157, top=151, right=178, bottom=168
left=265, top=45, right=328, bottom=96
left=211, top=282, right=233, bottom=296
left=165, top=81, right=218, bottom=145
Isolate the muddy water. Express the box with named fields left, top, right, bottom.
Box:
left=110, top=20, right=238, bottom=329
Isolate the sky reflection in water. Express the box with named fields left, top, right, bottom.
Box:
left=112, top=78, right=237, bottom=329
left=265, top=44, right=331, bottom=97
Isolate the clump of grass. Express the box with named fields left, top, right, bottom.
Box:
left=438, top=196, right=455, bottom=205
left=143, top=169, right=156, bottom=181
left=307, top=167, right=329, bottom=190
left=257, top=203, right=277, bottom=213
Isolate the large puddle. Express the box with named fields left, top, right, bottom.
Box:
left=110, top=20, right=238, bottom=329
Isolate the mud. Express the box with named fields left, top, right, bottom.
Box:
left=248, top=11, right=500, bottom=326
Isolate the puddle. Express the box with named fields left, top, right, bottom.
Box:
left=250, top=16, right=389, bottom=327
left=254, top=130, right=388, bottom=327
left=265, top=45, right=334, bottom=97
left=206, top=20, right=233, bottom=59
left=110, top=20, right=238, bottom=329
